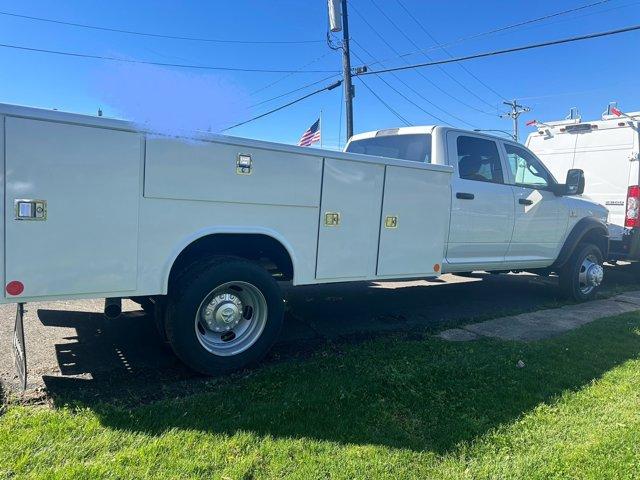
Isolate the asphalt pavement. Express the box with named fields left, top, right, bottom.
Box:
left=1, top=265, right=638, bottom=403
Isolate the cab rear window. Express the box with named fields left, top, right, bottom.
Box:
left=346, top=134, right=432, bottom=163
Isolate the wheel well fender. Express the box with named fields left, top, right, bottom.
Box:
left=553, top=217, right=609, bottom=269
left=162, top=227, right=297, bottom=293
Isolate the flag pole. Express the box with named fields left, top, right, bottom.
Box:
left=320, top=110, right=323, bottom=149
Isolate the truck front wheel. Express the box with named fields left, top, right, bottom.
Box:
left=559, top=243, right=604, bottom=302
left=166, top=256, right=284, bottom=375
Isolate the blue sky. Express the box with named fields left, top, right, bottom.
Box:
left=0, top=0, right=639, bottom=149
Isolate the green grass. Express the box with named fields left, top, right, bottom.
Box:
left=2, top=312, right=640, bottom=479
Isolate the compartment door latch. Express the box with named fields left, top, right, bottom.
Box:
left=15, top=199, right=47, bottom=221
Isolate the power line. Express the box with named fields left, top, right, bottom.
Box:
left=0, top=41, right=339, bottom=73
left=349, top=2, right=493, bottom=118
left=368, top=0, right=497, bottom=110
left=223, top=80, right=342, bottom=131
left=351, top=48, right=448, bottom=124
left=373, top=0, right=614, bottom=65
left=248, top=73, right=341, bottom=108
left=394, top=0, right=506, bottom=102
left=248, top=51, right=337, bottom=96
left=358, top=24, right=640, bottom=76
left=355, top=76, right=412, bottom=126
left=352, top=43, right=463, bottom=127
left=0, top=10, right=323, bottom=45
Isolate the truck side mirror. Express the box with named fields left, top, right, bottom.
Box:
left=565, top=168, right=585, bottom=196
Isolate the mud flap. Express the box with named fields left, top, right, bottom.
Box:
left=13, top=303, right=26, bottom=390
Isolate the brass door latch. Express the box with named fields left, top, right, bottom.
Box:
left=384, top=215, right=398, bottom=228
left=324, top=212, right=341, bottom=226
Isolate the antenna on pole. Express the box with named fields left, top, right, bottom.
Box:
left=500, top=100, right=530, bottom=142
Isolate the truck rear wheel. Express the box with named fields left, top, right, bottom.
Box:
left=559, top=243, right=604, bottom=302
left=166, top=256, right=284, bottom=375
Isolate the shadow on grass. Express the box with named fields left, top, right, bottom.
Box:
left=37, top=272, right=563, bottom=406
left=44, top=311, right=640, bottom=454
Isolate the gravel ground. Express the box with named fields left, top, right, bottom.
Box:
left=1, top=266, right=638, bottom=403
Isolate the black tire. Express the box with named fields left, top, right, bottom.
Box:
left=165, top=256, right=284, bottom=375
left=559, top=243, right=604, bottom=302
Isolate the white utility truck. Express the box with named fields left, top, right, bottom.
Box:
left=526, top=106, right=640, bottom=262
left=1, top=104, right=608, bottom=384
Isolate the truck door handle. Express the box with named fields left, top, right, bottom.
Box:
left=519, top=198, right=533, bottom=205
left=456, top=192, right=474, bottom=200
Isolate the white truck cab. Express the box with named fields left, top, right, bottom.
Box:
left=525, top=106, right=640, bottom=262
left=346, top=125, right=608, bottom=290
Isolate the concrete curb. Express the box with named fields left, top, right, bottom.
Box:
left=438, top=291, right=640, bottom=342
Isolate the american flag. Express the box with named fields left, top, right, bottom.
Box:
left=298, top=118, right=321, bottom=147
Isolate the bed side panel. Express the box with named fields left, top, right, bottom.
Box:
left=4, top=117, right=141, bottom=299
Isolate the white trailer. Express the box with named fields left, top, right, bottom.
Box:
left=526, top=107, right=640, bottom=261
left=1, top=104, right=608, bottom=382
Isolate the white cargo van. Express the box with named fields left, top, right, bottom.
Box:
left=1, top=104, right=607, bottom=384
left=526, top=107, right=639, bottom=261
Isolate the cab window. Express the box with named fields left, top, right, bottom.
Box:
left=456, top=136, right=504, bottom=184
left=346, top=133, right=432, bottom=162
left=505, top=143, right=553, bottom=189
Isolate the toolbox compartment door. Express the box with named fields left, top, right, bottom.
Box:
left=376, top=165, right=451, bottom=276
left=4, top=117, right=141, bottom=298
left=315, top=158, right=384, bottom=280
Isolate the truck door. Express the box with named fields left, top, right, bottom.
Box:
left=502, top=142, right=565, bottom=263
left=445, top=132, right=514, bottom=266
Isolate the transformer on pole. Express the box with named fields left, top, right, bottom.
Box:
left=501, top=100, right=530, bottom=142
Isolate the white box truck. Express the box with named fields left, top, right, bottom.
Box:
left=526, top=106, right=640, bottom=262
left=1, top=104, right=608, bottom=383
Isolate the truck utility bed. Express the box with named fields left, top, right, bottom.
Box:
left=0, top=103, right=452, bottom=303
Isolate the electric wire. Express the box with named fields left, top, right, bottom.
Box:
left=358, top=24, right=640, bottom=76
left=0, top=41, right=339, bottom=73
left=368, top=0, right=498, bottom=110
left=248, top=51, right=338, bottom=96
left=0, top=9, right=323, bottom=45
left=355, top=76, right=412, bottom=126
left=373, top=0, right=614, bottom=65
left=394, top=0, right=506, bottom=101
left=223, top=80, right=342, bottom=131
left=248, top=73, right=342, bottom=108
left=351, top=42, right=462, bottom=127
left=349, top=2, right=495, bottom=116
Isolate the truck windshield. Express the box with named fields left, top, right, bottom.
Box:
left=346, top=134, right=431, bottom=163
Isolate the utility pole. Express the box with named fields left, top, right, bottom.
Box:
left=328, top=0, right=354, bottom=140
left=501, top=100, right=530, bottom=142
left=340, top=0, right=354, bottom=140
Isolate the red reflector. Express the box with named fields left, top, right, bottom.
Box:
left=625, top=185, right=640, bottom=228
left=6, top=281, right=24, bottom=296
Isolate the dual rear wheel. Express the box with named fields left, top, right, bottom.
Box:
left=164, top=256, right=284, bottom=375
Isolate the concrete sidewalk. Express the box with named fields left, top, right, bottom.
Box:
left=439, top=291, right=640, bottom=342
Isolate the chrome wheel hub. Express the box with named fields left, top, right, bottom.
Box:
left=578, top=254, right=603, bottom=295
left=202, top=294, right=243, bottom=332
left=195, top=281, right=268, bottom=357
left=586, top=263, right=604, bottom=287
